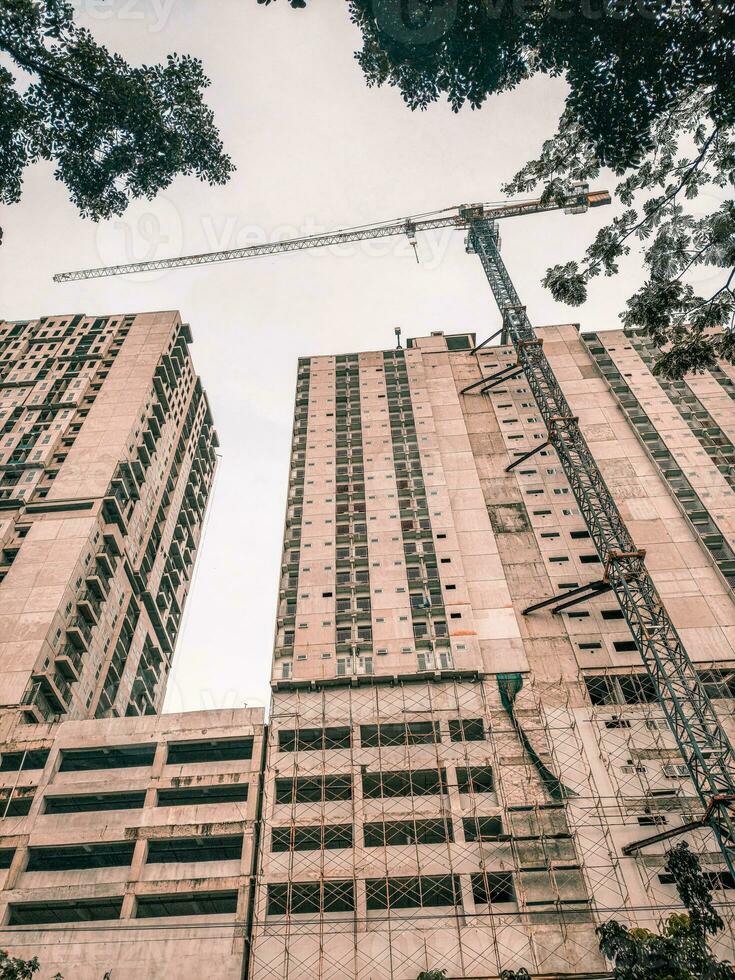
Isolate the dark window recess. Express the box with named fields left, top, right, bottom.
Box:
left=275, top=774, right=352, bottom=804
left=364, top=819, right=453, bottom=848
left=366, top=875, right=461, bottom=910
left=360, top=722, right=439, bottom=747
left=601, top=609, right=625, bottom=620
left=617, top=675, right=657, bottom=704
left=463, top=816, right=504, bottom=841
left=659, top=871, right=735, bottom=892
left=570, top=530, right=590, bottom=540
left=267, top=880, right=355, bottom=915
left=135, top=890, right=239, bottom=918
left=279, top=727, right=351, bottom=752
left=58, top=744, right=155, bottom=772
left=0, top=848, right=15, bottom=869
left=166, top=738, right=253, bottom=765
left=271, top=824, right=353, bottom=853
left=0, top=795, right=33, bottom=817
left=446, top=335, right=471, bottom=351
left=585, top=673, right=658, bottom=705
left=157, top=784, right=248, bottom=807
left=471, top=872, right=516, bottom=904
left=44, top=791, right=146, bottom=814
left=9, top=897, right=123, bottom=925
left=362, top=768, right=447, bottom=799
left=614, top=640, right=639, bottom=653
left=146, top=835, right=243, bottom=864
left=0, top=749, right=49, bottom=772
left=580, top=554, right=601, bottom=564
left=448, top=719, right=485, bottom=742
left=584, top=677, right=614, bottom=706
left=457, top=766, right=494, bottom=793
left=26, top=841, right=135, bottom=872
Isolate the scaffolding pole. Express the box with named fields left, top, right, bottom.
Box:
left=467, top=218, right=735, bottom=875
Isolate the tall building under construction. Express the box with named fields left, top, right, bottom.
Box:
left=248, top=325, right=735, bottom=979
left=0, top=308, right=734, bottom=979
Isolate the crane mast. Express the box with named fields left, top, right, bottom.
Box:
left=467, top=219, right=735, bottom=874
left=53, top=184, right=735, bottom=871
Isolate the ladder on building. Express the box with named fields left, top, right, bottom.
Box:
left=53, top=187, right=735, bottom=873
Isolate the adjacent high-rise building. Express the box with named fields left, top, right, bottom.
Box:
left=0, top=310, right=266, bottom=980
left=248, top=327, right=735, bottom=980
left=0, top=311, right=218, bottom=722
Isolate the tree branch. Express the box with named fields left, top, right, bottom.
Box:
left=583, top=127, right=720, bottom=278
left=0, top=36, right=110, bottom=104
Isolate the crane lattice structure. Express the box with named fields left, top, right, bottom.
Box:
left=54, top=186, right=735, bottom=873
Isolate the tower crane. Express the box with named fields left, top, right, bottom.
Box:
left=54, top=186, right=735, bottom=875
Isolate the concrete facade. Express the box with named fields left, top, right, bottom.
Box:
left=0, top=707, right=264, bottom=979
left=0, top=312, right=218, bottom=722
left=249, top=329, right=735, bottom=980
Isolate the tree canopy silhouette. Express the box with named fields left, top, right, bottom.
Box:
left=0, top=0, right=233, bottom=220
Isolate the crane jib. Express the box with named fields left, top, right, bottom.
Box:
left=52, top=189, right=611, bottom=283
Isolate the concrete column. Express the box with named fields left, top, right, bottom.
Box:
left=4, top=843, right=28, bottom=891
left=129, top=838, right=148, bottom=883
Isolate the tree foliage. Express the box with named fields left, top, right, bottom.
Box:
left=259, top=0, right=735, bottom=377
left=0, top=950, right=40, bottom=980
left=597, top=843, right=735, bottom=979
left=0, top=0, right=233, bottom=219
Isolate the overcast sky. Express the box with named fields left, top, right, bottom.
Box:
left=0, top=0, right=666, bottom=715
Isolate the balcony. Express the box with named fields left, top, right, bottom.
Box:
left=55, top=644, right=84, bottom=680
left=30, top=671, right=72, bottom=714
left=102, top=493, right=127, bottom=532
left=137, top=442, right=151, bottom=468
left=77, top=590, right=102, bottom=624
left=86, top=567, right=111, bottom=600
left=66, top=615, right=93, bottom=650
left=129, top=681, right=155, bottom=716
left=21, top=682, right=59, bottom=723
left=156, top=589, right=172, bottom=611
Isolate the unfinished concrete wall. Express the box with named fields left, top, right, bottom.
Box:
left=0, top=707, right=264, bottom=979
